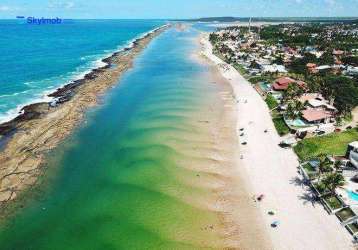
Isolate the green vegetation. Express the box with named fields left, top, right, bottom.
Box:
left=294, top=128, right=358, bottom=160
left=347, top=222, right=358, bottom=234
left=209, top=33, right=220, bottom=45
left=302, top=162, right=316, bottom=172
left=301, top=163, right=318, bottom=179
left=284, top=100, right=305, bottom=120
left=260, top=23, right=358, bottom=50
left=323, top=194, right=343, bottom=210
left=321, top=172, right=345, bottom=193
left=342, top=56, right=358, bottom=66
left=317, top=155, right=334, bottom=179
left=313, top=181, right=327, bottom=194
left=336, top=207, right=356, bottom=222
left=249, top=76, right=268, bottom=84
left=272, top=114, right=290, bottom=136
left=265, top=94, right=279, bottom=110
left=249, top=74, right=275, bottom=84
left=283, top=84, right=304, bottom=102
left=233, top=63, right=248, bottom=76
left=322, top=76, right=358, bottom=114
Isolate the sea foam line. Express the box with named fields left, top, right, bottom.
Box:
left=0, top=24, right=168, bottom=124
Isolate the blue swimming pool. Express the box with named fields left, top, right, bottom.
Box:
left=258, top=82, right=271, bottom=92
left=285, top=118, right=308, bottom=127
left=347, top=190, right=358, bottom=202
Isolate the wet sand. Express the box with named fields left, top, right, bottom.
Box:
left=0, top=25, right=168, bottom=205
left=184, top=40, right=273, bottom=249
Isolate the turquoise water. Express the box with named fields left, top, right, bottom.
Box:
left=347, top=190, right=358, bottom=202
left=258, top=82, right=271, bottom=92
left=0, top=25, right=225, bottom=249
left=285, top=118, right=307, bottom=127
left=0, top=20, right=163, bottom=122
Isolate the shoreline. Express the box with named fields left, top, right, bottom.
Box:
left=0, top=25, right=169, bottom=205
left=200, top=33, right=355, bottom=249
left=0, top=25, right=167, bottom=136
left=193, top=34, right=273, bottom=249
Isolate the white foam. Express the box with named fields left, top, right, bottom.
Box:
left=0, top=24, right=169, bottom=124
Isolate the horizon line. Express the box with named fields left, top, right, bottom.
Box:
left=0, top=16, right=358, bottom=20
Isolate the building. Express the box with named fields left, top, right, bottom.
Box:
left=301, top=109, right=335, bottom=124
left=272, top=77, right=306, bottom=91
left=346, top=142, right=358, bottom=169
left=262, top=64, right=287, bottom=73
left=299, top=93, right=337, bottom=124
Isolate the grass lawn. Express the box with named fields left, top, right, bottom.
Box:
left=313, top=182, right=326, bottom=195
left=346, top=222, right=358, bottom=235
left=233, top=63, right=248, bottom=76
left=265, top=94, right=279, bottom=110
left=323, top=194, right=344, bottom=210
left=272, top=114, right=290, bottom=136
left=301, top=163, right=318, bottom=179
left=249, top=74, right=275, bottom=84
left=249, top=76, right=267, bottom=84
left=294, top=128, right=358, bottom=160
left=336, top=207, right=356, bottom=222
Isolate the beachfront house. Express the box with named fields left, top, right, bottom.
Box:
left=262, top=64, right=287, bottom=73
left=299, top=93, right=337, bottom=125
left=301, top=109, right=335, bottom=125
left=284, top=93, right=337, bottom=134
left=346, top=142, right=358, bottom=169
left=272, top=77, right=306, bottom=91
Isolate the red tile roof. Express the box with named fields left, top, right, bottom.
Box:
left=272, top=77, right=306, bottom=91
left=302, top=109, right=333, bottom=122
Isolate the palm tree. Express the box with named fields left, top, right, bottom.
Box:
left=317, top=155, right=332, bottom=180
left=321, top=172, right=345, bottom=194
left=283, top=84, right=304, bottom=102
left=284, top=100, right=305, bottom=120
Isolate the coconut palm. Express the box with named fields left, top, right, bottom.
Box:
left=321, top=172, right=345, bottom=194
left=283, top=84, right=304, bottom=102
left=284, top=100, right=305, bottom=120
left=317, top=155, right=332, bottom=180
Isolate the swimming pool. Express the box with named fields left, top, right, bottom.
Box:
left=258, top=82, right=271, bottom=92
left=347, top=190, right=358, bottom=202
left=285, top=118, right=308, bottom=127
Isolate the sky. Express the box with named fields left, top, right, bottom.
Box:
left=0, top=0, right=357, bottom=19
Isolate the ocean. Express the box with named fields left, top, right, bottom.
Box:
left=0, top=19, right=163, bottom=123
left=0, top=22, right=226, bottom=249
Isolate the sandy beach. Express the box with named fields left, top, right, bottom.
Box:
left=200, top=33, right=355, bottom=250
left=0, top=25, right=168, bottom=208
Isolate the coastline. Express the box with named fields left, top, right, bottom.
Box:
left=200, top=33, right=355, bottom=249
left=191, top=38, right=274, bottom=249
left=0, top=25, right=169, bottom=205
left=0, top=26, right=273, bottom=248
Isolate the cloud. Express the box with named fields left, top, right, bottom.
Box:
left=0, top=5, right=10, bottom=11
left=66, top=2, right=75, bottom=9
left=0, top=5, right=21, bottom=12
left=324, top=0, right=336, bottom=6
left=48, top=1, right=75, bottom=10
